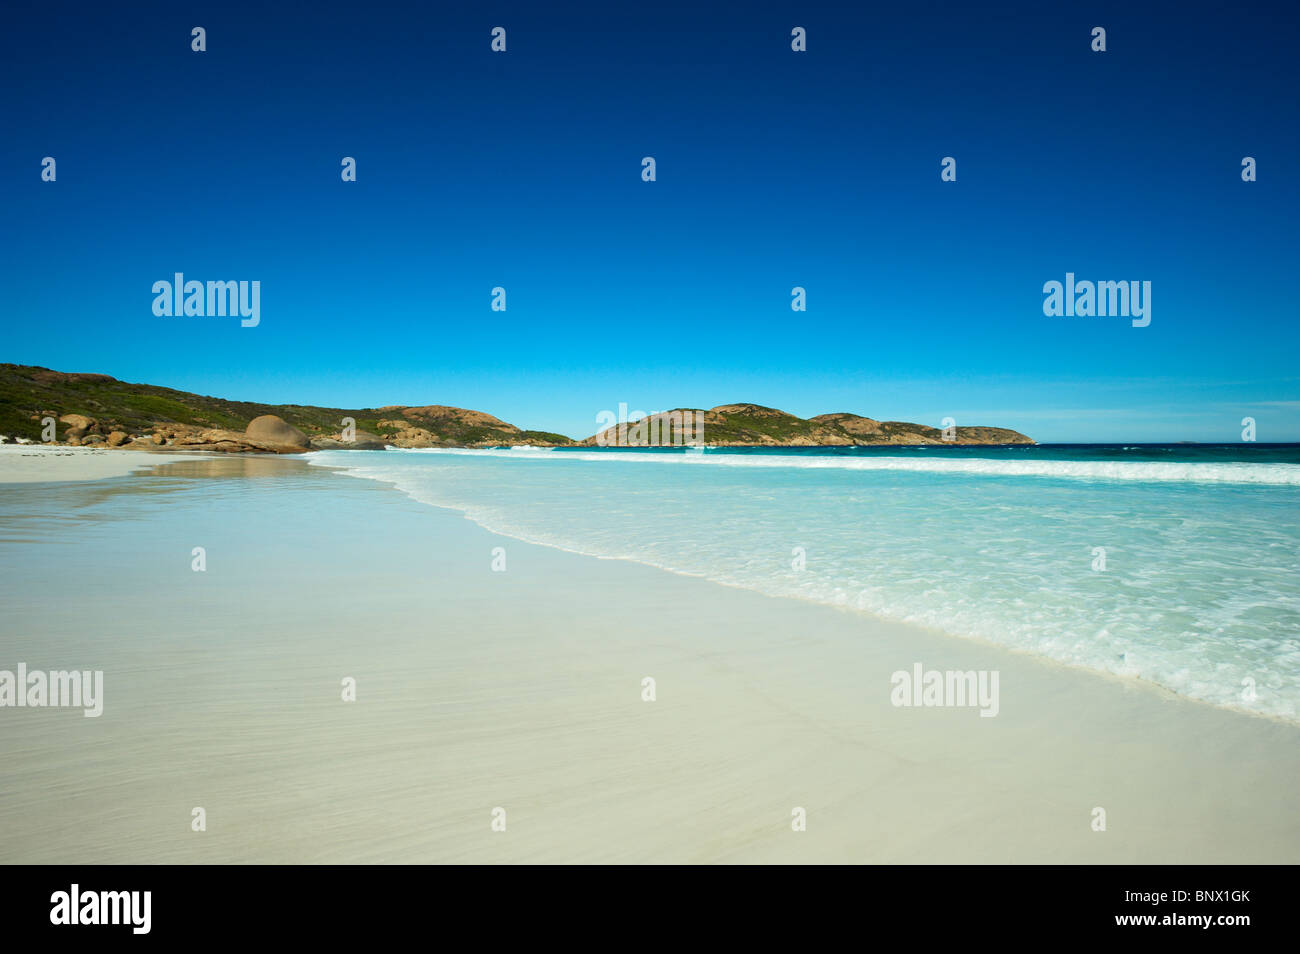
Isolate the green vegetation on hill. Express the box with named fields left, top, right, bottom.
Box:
left=0, top=365, right=575, bottom=446
left=580, top=403, right=1033, bottom=446
left=0, top=365, right=1034, bottom=448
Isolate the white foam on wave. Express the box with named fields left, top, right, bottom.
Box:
left=307, top=449, right=1300, bottom=721
left=385, top=446, right=1300, bottom=486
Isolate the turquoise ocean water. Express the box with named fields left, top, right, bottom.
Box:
left=311, top=444, right=1300, bottom=720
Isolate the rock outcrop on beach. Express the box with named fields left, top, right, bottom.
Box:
left=137, top=421, right=307, bottom=454
left=245, top=414, right=311, bottom=451
left=581, top=404, right=1034, bottom=446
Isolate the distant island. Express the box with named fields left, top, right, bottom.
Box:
left=0, top=365, right=1034, bottom=451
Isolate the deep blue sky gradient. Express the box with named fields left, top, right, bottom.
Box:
left=2, top=1, right=1297, bottom=441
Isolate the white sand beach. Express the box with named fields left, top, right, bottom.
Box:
left=0, top=444, right=212, bottom=483
left=0, top=451, right=1297, bottom=863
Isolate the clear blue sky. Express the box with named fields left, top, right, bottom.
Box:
left=3, top=1, right=1297, bottom=442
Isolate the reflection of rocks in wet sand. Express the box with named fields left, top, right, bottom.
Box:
left=137, top=455, right=314, bottom=480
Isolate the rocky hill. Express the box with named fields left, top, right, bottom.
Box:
left=0, top=366, right=1034, bottom=452
left=581, top=403, right=1033, bottom=446
left=0, top=365, right=572, bottom=449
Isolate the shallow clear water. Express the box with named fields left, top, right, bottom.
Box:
left=311, top=444, right=1300, bottom=720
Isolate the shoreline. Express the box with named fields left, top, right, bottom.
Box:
left=8, top=444, right=1299, bottom=726
left=313, top=450, right=1300, bottom=727
left=0, top=451, right=1296, bottom=862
